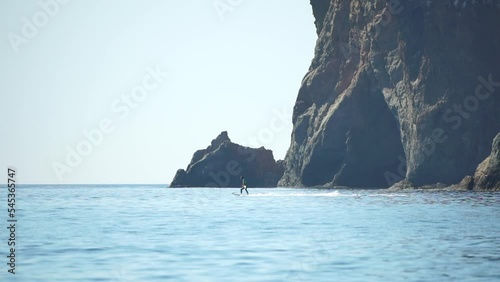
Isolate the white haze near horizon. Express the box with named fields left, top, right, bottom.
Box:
left=0, top=0, right=316, bottom=184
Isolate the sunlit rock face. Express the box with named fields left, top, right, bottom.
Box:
left=472, top=133, right=500, bottom=191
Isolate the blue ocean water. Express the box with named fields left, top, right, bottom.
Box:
left=1, top=185, right=499, bottom=281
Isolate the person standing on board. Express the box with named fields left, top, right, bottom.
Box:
left=240, top=176, right=249, bottom=195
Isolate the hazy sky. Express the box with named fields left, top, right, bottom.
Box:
left=0, top=0, right=316, bottom=184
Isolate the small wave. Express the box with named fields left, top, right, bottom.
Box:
left=368, top=193, right=410, bottom=197
left=248, top=191, right=341, bottom=197
left=245, top=191, right=409, bottom=198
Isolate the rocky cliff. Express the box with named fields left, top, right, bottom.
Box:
left=171, top=131, right=284, bottom=188
left=279, top=0, right=500, bottom=188
left=471, top=133, right=500, bottom=191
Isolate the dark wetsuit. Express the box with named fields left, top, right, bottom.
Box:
left=240, top=178, right=248, bottom=195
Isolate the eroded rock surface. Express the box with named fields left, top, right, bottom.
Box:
left=279, top=0, right=500, bottom=188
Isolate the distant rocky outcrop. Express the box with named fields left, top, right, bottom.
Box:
left=279, top=0, right=500, bottom=188
left=170, top=131, right=284, bottom=188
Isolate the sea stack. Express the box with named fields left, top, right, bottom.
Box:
left=170, top=131, right=284, bottom=188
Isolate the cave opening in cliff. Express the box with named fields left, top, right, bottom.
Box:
left=300, top=86, right=407, bottom=188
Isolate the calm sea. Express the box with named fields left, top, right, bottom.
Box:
left=1, top=185, right=499, bottom=281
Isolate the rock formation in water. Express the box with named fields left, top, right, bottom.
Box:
left=279, top=0, right=500, bottom=188
left=471, top=133, right=500, bottom=191
left=170, top=131, right=284, bottom=188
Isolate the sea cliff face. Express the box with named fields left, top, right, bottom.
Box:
left=279, top=0, right=500, bottom=188
left=171, top=131, right=284, bottom=188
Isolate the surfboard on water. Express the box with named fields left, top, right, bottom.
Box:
left=232, top=192, right=248, bottom=196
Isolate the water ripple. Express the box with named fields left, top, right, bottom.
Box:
left=3, top=186, right=499, bottom=281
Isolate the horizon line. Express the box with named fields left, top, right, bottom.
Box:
left=0, top=183, right=168, bottom=186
